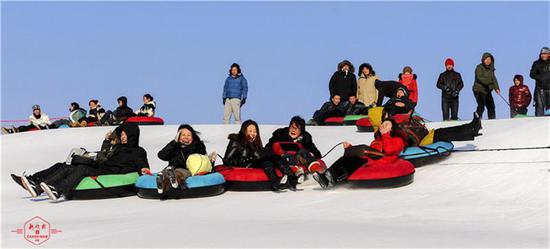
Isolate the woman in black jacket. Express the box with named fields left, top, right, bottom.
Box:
left=156, top=124, right=212, bottom=194
left=223, top=120, right=290, bottom=191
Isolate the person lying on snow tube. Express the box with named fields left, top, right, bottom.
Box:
left=223, top=120, right=297, bottom=192
left=265, top=116, right=327, bottom=188
left=12, top=123, right=149, bottom=201
left=309, top=94, right=346, bottom=125
left=156, top=124, right=216, bottom=194
left=344, top=95, right=369, bottom=115
left=312, top=119, right=404, bottom=189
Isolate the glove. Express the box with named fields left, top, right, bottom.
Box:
left=241, top=98, right=246, bottom=106
left=223, top=98, right=227, bottom=105
left=451, top=91, right=459, bottom=97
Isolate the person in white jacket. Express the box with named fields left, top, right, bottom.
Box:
left=2, top=105, right=56, bottom=134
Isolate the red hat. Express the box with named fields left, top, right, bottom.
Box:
left=445, top=58, right=454, bottom=66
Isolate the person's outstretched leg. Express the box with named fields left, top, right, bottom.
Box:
left=433, top=113, right=482, bottom=142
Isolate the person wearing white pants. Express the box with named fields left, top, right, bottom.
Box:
left=223, top=98, right=242, bottom=124
left=222, top=63, right=248, bottom=124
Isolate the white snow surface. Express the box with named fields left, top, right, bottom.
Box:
left=1, top=117, right=549, bottom=248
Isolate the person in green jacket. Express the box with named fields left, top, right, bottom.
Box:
left=473, top=52, right=500, bottom=119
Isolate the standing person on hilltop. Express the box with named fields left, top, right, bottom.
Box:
left=356, top=63, right=379, bottom=108
left=436, top=58, right=464, bottom=121
left=398, top=66, right=418, bottom=106
left=530, top=47, right=550, bottom=116
left=473, top=52, right=500, bottom=119
left=508, top=75, right=532, bottom=118
left=329, top=60, right=357, bottom=103
left=222, top=63, right=248, bottom=124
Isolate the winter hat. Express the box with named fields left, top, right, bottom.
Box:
left=402, top=66, right=413, bottom=74
left=541, top=47, right=550, bottom=54
left=445, top=58, right=455, bottom=66
left=513, top=74, right=524, bottom=83
left=32, top=104, right=41, bottom=111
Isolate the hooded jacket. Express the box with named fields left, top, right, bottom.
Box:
left=509, top=81, right=532, bottom=108
left=529, top=52, right=550, bottom=90
left=157, top=126, right=207, bottom=169
left=383, top=86, right=415, bottom=116
left=357, top=74, right=379, bottom=107
left=136, top=101, right=156, bottom=117
left=398, top=73, right=418, bottom=104
left=223, top=74, right=248, bottom=100
left=265, top=127, right=322, bottom=159
left=88, top=104, right=106, bottom=121
left=96, top=123, right=149, bottom=174
left=113, top=97, right=135, bottom=121
left=436, top=69, right=464, bottom=98
left=473, top=53, right=500, bottom=94
left=345, top=100, right=367, bottom=115
left=29, top=112, right=51, bottom=127
left=329, top=60, right=357, bottom=100
left=368, top=132, right=405, bottom=165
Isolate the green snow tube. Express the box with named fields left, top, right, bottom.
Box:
left=66, top=172, right=140, bottom=200
left=343, top=115, right=368, bottom=125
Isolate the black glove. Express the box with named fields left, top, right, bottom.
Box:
left=451, top=91, right=459, bottom=97
left=241, top=98, right=246, bottom=106
left=223, top=98, right=227, bottom=105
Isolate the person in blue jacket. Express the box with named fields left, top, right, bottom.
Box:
left=222, top=63, right=248, bottom=124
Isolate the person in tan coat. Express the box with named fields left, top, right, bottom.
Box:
left=357, top=63, right=379, bottom=108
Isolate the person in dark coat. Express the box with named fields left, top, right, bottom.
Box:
left=311, top=94, right=346, bottom=125
left=375, top=80, right=407, bottom=106
left=78, top=99, right=106, bottom=126
left=530, top=47, right=550, bottom=116
left=383, top=86, right=415, bottom=116
left=436, top=58, right=464, bottom=121
left=136, top=94, right=156, bottom=117
left=18, top=123, right=149, bottom=201
left=329, top=60, right=357, bottom=102
left=345, top=95, right=368, bottom=115
left=223, top=120, right=291, bottom=191
left=508, top=75, right=532, bottom=118
left=111, top=96, right=135, bottom=123
left=156, top=124, right=210, bottom=193
left=473, top=52, right=500, bottom=119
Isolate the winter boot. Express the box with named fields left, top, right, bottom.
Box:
left=40, top=183, right=61, bottom=201
left=312, top=172, right=329, bottom=189
left=21, top=175, right=44, bottom=197
left=156, top=173, right=166, bottom=194
left=164, top=167, right=179, bottom=189
left=11, top=174, right=25, bottom=190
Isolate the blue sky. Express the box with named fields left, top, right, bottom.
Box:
left=2, top=1, right=549, bottom=125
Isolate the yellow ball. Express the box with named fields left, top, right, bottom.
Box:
left=186, top=154, right=212, bottom=176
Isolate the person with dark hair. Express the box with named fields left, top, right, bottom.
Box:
left=398, top=66, right=419, bottom=106
left=19, top=123, right=150, bottom=201
left=310, top=94, right=346, bottom=125
left=374, top=80, right=407, bottom=106
left=473, top=52, right=500, bottom=119
left=436, top=58, right=464, bottom=121
left=223, top=120, right=291, bottom=191
left=50, top=102, right=87, bottom=128
left=383, top=86, right=415, bottom=116
left=111, top=96, right=135, bottom=124
left=265, top=116, right=325, bottom=190
left=509, top=74, right=532, bottom=118
left=329, top=60, right=357, bottom=102
left=357, top=63, right=379, bottom=108
left=156, top=124, right=215, bottom=194
left=2, top=105, right=56, bottom=134
left=312, top=119, right=405, bottom=189
left=223, top=63, right=248, bottom=124
left=530, top=47, right=550, bottom=116
left=77, top=99, right=107, bottom=126
left=345, top=95, right=367, bottom=115
left=136, top=94, right=156, bottom=117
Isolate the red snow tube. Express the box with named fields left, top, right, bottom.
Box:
left=324, top=117, right=344, bottom=126
left=356, top=118, right=374, bottom=132
left=215, top=165, right=305, bottom=191
left=87, top=122, right=96, bottom=127
left=346, top=159, right=415, bottom=188
left=125, top=116, right=164, bottom=125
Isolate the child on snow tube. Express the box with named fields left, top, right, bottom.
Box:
left=312, top=119, right=404, bottom=189
left=11, top=123, right=149, bottom=201
left=155, top=124, right=216, bottom=194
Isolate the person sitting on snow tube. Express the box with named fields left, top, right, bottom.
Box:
left=52, top=102, right=88, bottom=128
left=312, top=119, right=404, bottom=189
left=223, top=120, right=293, bottom=192
left=156, top=124, right=216, bottom=194
left=107, top=96, right=136, bottom=125
left=383, top=85, right=415, bottom=117
left=309, top=94, right=346, bottom=125
left=136, top=93, right=156, bottom=117
left=344, top=95, right=368, bottom=115
left=2, top=105, right=57, bottom=134
left=266, top=116, right=326, bottom=188
left=13, top=123, right=149, bottom=201
left=77, top=99, right=107, bottom=127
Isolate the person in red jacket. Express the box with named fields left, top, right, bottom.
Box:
left=398, top=66, right=418, bottom=106
left=508, top=74, right=532, bottom=118
left=312, top=119, right=404, bottom=189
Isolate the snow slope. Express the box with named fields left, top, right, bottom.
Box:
left=1, top=117, right=549, bottom=248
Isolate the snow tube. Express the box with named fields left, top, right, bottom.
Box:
left=343, top=115, right=368, bottom=125
left=66, top=172, right=140, bottom=200
left=512, top=114, right=530, bottom=118
left=324, top=117, right=344, bottom=126
left=214, top=165, right=306, bottom=191
left=400, top=141, right=454, bottom=167
left=58, top=124, right=70, bottom=129
left=135, top=172, right=225, bottom=199
left=125, top=116, right=164, bottom=125
left=356, top=118, right=374, bottom=132
left=346, top=159, right=415, bottom=188
left=545, top=109, right=550, bottom=116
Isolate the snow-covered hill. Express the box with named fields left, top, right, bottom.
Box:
left=1, top=117, right=549, bottom=248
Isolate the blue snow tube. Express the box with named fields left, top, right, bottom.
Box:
left=135, top=172, right=226, bottom=199
left=400, top=141, right=454, bottom=167
left=545, top=109, right=550, bottom=116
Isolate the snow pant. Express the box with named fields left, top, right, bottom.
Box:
left=510, top=106, right=528, bottom=118
left=474, top=91, right=496, bottom=119
left=223, top=98, right=241, bottom=124
left=433, top=121, right=476, bottom=142
left=44, top=164, right=113, bottom=196
left=327, top=156, right=369, bottom=184
left=313, top=109, right=345, bottom=125
left=442, top=96, right=459, bottom=121
left=17, top=124, right=56, bottom=132
left=534, top=88, right=550, bottom=116
left=30, top=163, right=66, bottom=182
left=251, top=157, right=286, bottom=190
